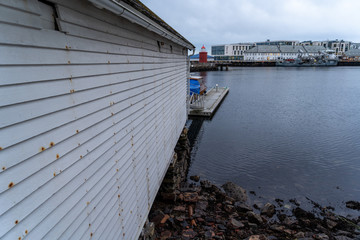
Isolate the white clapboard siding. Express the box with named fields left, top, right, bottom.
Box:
left=0, top=0, right=190, bottom=239
left=0, top=4, right=41, bottom=30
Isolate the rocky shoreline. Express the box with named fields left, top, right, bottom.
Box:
left=144, top=179, right=360, bottom=240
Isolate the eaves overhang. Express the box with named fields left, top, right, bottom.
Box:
left=88, top=0, right=195, bottom=50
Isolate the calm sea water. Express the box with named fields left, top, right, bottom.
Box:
left=188, top=67, right=360, bottom=217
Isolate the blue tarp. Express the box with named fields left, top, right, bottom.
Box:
left=190, top=79, right=200, bottom=94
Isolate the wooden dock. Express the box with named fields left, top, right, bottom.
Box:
left=189, top=87, right=229, bottom=117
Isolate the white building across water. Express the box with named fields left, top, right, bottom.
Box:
left=244, top=45, right=326, bottom=61
left=212, top=39, right=353, bottom=61
left=0, top=0, right=194, bottom=239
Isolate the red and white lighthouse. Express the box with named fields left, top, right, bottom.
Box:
left=199, top=45, right=207, bottom=63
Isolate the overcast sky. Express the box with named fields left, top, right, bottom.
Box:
left=141, top=0, right=360, bottom=53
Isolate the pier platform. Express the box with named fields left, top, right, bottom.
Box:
left=189, top=87, right=229, bottom=117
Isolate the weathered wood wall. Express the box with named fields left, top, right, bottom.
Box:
left=0, top=0, right=188, bottom=239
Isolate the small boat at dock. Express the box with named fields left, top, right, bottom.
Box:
left=190, top=76, right=207, bottom=95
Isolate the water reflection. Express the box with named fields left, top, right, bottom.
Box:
left=188, top=67, right=360, bottom=217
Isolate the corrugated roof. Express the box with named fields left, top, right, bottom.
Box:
left=245, top=45, right=327, bottom=54
left=345, top=49, right=360, bottom=57
left=279, top=45, right=304, bottom=53
left=245, top=45, right=280, bottom=53
left=303, top=45, right=326, bottom=53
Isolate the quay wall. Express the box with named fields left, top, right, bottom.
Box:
left=0, top=0, right=189, bottom=239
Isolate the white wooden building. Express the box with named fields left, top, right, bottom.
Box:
left=0, top=0, right=194, bottom=239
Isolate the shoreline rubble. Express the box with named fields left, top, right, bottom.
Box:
left=144, top=179, right=360, bottom=240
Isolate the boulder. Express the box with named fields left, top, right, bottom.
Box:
left=190, top=175, right=200, bottom=182
left=345, top=200, right=360, bottom=210
left=229, top=218, right=244, bottom=229
left=260, top=203, right=276, bottom=217
left=234, top=202, right=252, bottom=213
left=247, top=211, right=263, bottom=224
left=222, top=182, right=248, bottom=202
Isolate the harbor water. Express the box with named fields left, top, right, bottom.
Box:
left=188, top=67, right=360, bottom=217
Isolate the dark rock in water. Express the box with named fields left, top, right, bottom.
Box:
left=247, top=211, right=263, bottom=224
left=261, top=203, right=276, bottom=217
left=190, top=175, right=200, bottom=182
left=200, top=180, right=213, bottom=189
left=229, top=218, right=244, bottom=229
left=335, top=230, right=352, bottom=237
left=253, top=204, right=260, bottom=210
left=222, top=182, right=248, bottom=202
left=289, top=198, right=300, bottom=206
left=313, top=233, right=329, bottom=239
left=293, top=207, right=315, bottom=220
left=326, top=219, right=337, bottom=229
left=345, top=200, right=360, bottom=210
left=234, top=202, right=252, bottom=213
left=282, top=217, right=298, bottom=226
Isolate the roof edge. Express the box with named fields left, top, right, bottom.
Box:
left=88, top=0, right=195, bottom=50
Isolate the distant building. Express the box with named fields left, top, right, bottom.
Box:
left=299, top=40, right=313, bottom=46
left=199, top=45, right=208, bottom=63
left=244, top=45, right=326, bottom=61
left=255, top=40, right=299, bottom=46
left=211, top=43, right=255, bottom=60
left=244, top=45, right=280, bottom=61
left=350, top=43, right=360, bottom=49
left=344, top=49, right=360, bottom=60
left=313, top=40, right=351, bottom=55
